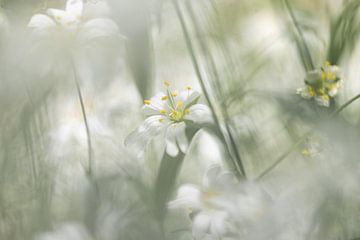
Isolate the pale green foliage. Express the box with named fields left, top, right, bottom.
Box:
left=1, top=0, right=360, bottom=240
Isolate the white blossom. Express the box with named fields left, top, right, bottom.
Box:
left=28, top=0, right=120, bottom=44
left=125, top=84, right=212, bottom=157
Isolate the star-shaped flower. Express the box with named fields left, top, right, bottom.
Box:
left=297, top=61, right=343, bottom=107
left=125, top=83, right=212, bottom=157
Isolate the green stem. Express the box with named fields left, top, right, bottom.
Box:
left=184, top=0, right=246, bottom=177
left=172, top=0, right=244, bottom=178
left=284, top=0, right=315, bottom=71
left=71, top=60, right=94, bottom=179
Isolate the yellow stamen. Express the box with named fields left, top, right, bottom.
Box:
left=325, top=61, right=331, bottom=68
left=160, top=109, right=167, bottom=114
left=159, top=118, right=164, bottom=123
left=326, top=72, right=336, bottom=80
left=144, top=99, right=151, bottom=105
left=171, top=91, right=178, bottom=97
left=301, top=148, right=310, bottom=157
left=308, top=86, right=315, bottom=97
left=184, top=109, right=190, bottom=115
left=321, top=72, right=326, bottom=81
left=161, top=95, right=168, bottom=101
left=186, top=86, right=192, bottom=90
left=164, top=81, right=170, bottom=87
left=322, top=95, right=330, bottom=101
left=177, top=101, right=183, bottom=107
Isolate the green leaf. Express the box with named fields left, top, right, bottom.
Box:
left=153, top=126, right=200, bottom=222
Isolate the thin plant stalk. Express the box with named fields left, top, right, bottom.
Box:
left=184, top=0, right=246, bottom=177
left=284, top=0, right=315, bottom=71
left=172, top=0, right=245, bottom=178
left=71, top=60, right=94, bottom=179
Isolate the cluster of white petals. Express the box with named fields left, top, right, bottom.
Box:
left=297, top=61, right=343, bottom=107
left=169, top=165, right=270, bottom=240
left=28, top=0, right=119, bottom=44
left=126, top=84, right=212, bottom=157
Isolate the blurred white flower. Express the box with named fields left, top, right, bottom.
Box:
left=297, top=61, right=343, bottom=107
left=28, top=0, right=119, bottom=44
left=50, top=95, right=112, bottom=157
left=125, top=83, right=212, bottom=157
left=169, top=164, right=236, bottom=239
left=169, top=164, right=271, bottom=239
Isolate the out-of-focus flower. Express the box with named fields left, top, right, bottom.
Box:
left=169, top=164, right=271, bottom=239
left=168, top=165, right=236, bottom=239
left=297, top=61, right=343, bottom=107
left=28, top=0, right=119, bottom=44
left=50, top=95, right=112, bottom=157
left=125, top=83, right=212, bottom=157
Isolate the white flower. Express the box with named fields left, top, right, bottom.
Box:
left=50, top=95, right=112, bottom=157
left=125, top=84, right=212, bottom=157
left=169, top=165, right=271, bottom=239
left=297, top=61, right=343, bottom=107
left=28, top=0, right=119, bottom=43
left=168, top=165, right=237, bottom=239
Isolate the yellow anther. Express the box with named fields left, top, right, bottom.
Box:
left=164, top=81, right=170, bottom=87
left=204, top=191, right=220, bottom=199
left=186, top=86, right=192, bottom=90
left=171, top=91, right=178, bottom=97
left=144, top=99, right=151, bottom=105
left=325, top=61, right=331, bottom=68
left=326, top=72, right=336, bottom=80
left=184, top=109, right=190, bottom=115
left=159, top=118, right=164, bottom=123
left=308, top=86, right=315, bottom=97
left=321, top=72, right=326, bottom=81
left=301, top=148, right=310, bottom=157
left=177, top=101, right=183, bottom=107
left=322, top=94, right=330, bottom=101
left=160, top=109, right=167, bottom=114
left=161, top=95, right=168, bottom=101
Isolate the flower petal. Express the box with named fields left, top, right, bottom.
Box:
left=28, top=14, right=56, bottom=29
left=165, top=124, right=180, bottom=157
left=209, top=211, right=229, bottom=238
left=185, top=104, right=212, bottom=124
left=77, top=18, right=119, bottom=43
left=168, top=184, right=202, bottom=209
left=142, top=92, right=168, bottom=117
left=125, top=115, right=167, bottom=156
left=192, top=212, right=211, bottom=239
left=47, top=8, right=74, bottom=25
left=174, top=122, right=188, bottom=153
left=184, top=90, right=201, bottom=108
left=66, top=0, right=83, bottom=16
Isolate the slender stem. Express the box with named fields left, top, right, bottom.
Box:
left=172, top=0, right=244, bottom=178
left=256, top=93, right=360, bottom=180
left=284, top=0, right=315, bottom=71
left=184, top=0, right=246, bottom=177
left=332, top=93, right=360, bottom=115
left=71, top=60, right=94, bottom=178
